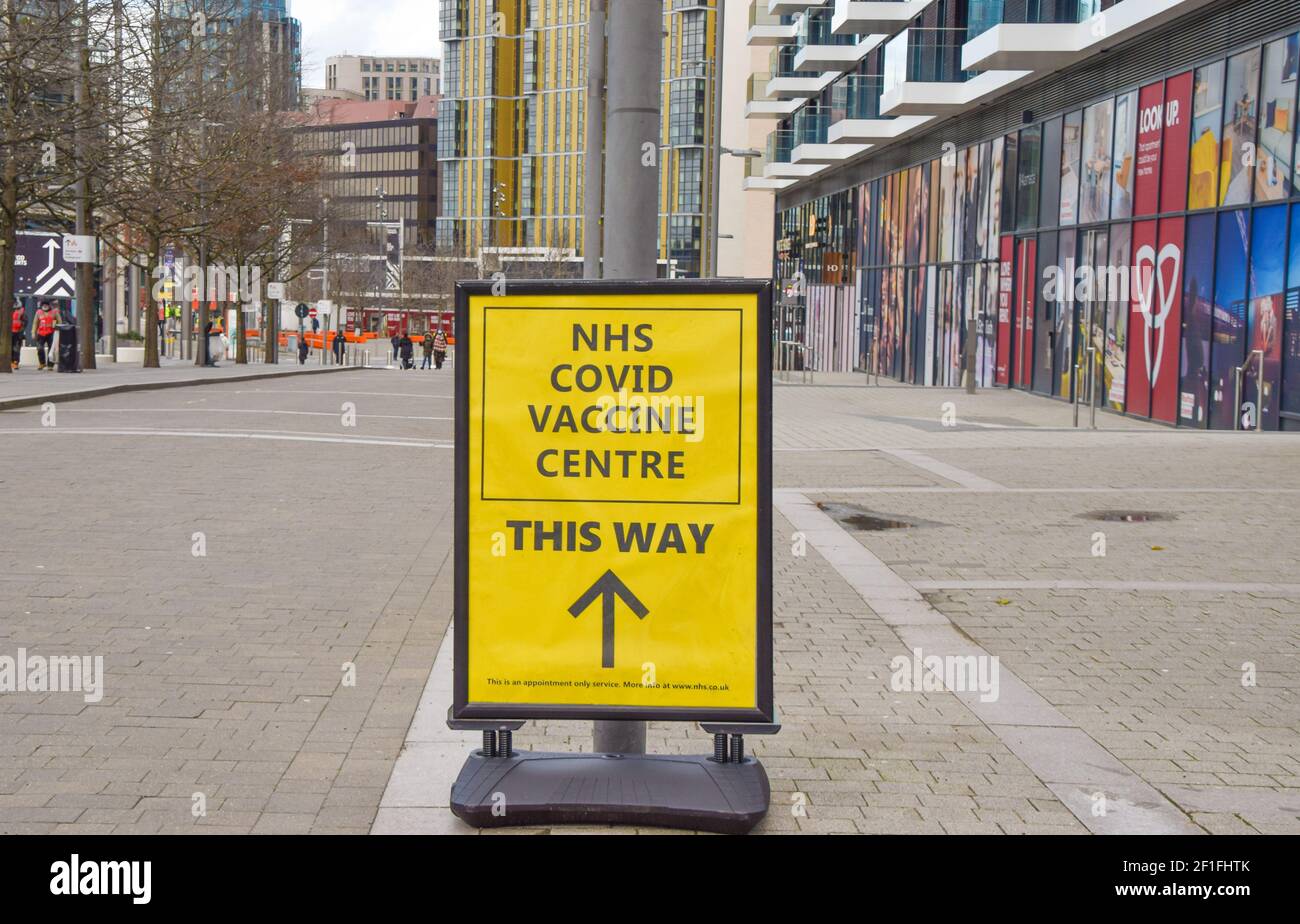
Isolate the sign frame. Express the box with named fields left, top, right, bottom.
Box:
left=452, top=278, right=773, bottom=724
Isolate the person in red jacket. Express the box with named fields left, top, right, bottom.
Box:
left=34, top=302, right=59, bottom=370
left=10, top=303, right=25, bottom=371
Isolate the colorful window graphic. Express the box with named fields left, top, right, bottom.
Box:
left=1180, top=214, right=1216, bottom=427
left=1221, top=48, right=1262, bottom=206
left=1258, top=34, right=1297, bottom=201
left=1189, top=62, right=1226, bottom=210
left=772, top=34, right=1300, bottom=431
left=1210, top=210, right=1250, bottom=430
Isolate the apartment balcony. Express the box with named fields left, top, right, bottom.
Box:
left=962, top=0, right=1219, bottom=72
left=761, top=128, right=827, bottom=179
left=788, top=103, right=871, bottom=163
left=747, top=2, right=798, bottom=46
left=742, top=150, right=794, bottom=191
left=744, top=72, right=805, bottom=118
left=793, top=6, right=886, bottom=72
left=825, top=72, right=931, bottom=145
left=765, top=45, right=836, bottom=99
left=881, top=26, right=1029, bottom=116
left=831, top=0, right=937, bottom=36
left=768, top=0, right=828, bottom=16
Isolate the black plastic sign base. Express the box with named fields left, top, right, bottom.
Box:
left=450, top=750, right=770, bottom=834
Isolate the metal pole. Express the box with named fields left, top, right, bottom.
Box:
left=1234, top=364, right=1244, bottom=431
left=1251, top=349, right=1265, bottom=432
left=1089, top=346, right=1098, bottom=430
left=600, top=0, right=660, bottom=281
left=1073, top=361, right=1081, bottom=427
left=582, top=0, right=605, bottom=278
left=592, top=0, right=661, bottom=757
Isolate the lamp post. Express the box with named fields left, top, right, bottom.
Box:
left=712, top=147, right=760, bottom=277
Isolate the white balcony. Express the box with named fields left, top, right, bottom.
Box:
left=827, top=113, right=930, bottom=143
left=793, top=35, right=886, bottom=72
left=745, top=98, right=803, bottom=119
left=962, top=0, right=1219, bottom=73
left=766, top=72, right=837, bottom=99
left=879, top=67, right=1030, bottom=115
left=747, top=20, right=798, bottom=46
left=769, top=0, right=828, bottom=16
left=791, top=142, right=871, bottom=164
left=764, top=161, right=826, bottom=178
left=881, top=27, right=1029, bottom=116
left=743, top=176, right=795, bottom=190
left=831, top=0, right=936, bottom=36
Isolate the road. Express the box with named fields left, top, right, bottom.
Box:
left=1, top=371, right=1297, bottom=833
left=0, top=368, right=453, bottom=834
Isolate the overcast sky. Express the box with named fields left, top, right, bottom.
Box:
left=295, top=0, right=440, bottom=88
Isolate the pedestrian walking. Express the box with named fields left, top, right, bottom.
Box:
left=421, top=331, right=434, bottom=370
left=332, top=329, right=346, bottom=365
left=34, top=302, right=58, bottom=371
left=10, top=302, right=25, bottom=371
left=390, top=332, right=400, bottom=364
left=297, top=335, right=309, bottom=365
left=432, top=329, right=448, bottom=370
left=399, top=332, right=414, bottom=370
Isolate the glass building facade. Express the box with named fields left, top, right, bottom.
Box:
left=768, top=2, right=1300, bottom=430
left=438, top=0, right=721, bottom=275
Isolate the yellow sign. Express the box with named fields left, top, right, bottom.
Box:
left=454, top=280, right=773, bottom=722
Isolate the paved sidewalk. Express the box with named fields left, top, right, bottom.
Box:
left=376, top=383, right=1300, bottom=834
left=3, top=375, right=1297, bottom=834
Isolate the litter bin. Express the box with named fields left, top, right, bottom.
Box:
left=56, top=323, right=80, bottom=373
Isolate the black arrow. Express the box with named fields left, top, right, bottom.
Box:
left=568, top=569, right=649, bottom=669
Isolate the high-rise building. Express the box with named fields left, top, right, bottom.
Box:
left=170, top=0, right=302, bottom=109
left=437, top=0, right=724, bottom=277
left=326, top=55, right=441, bottom=103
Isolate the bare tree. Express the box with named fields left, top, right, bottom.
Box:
left=0, top=0, right=111, bottom=373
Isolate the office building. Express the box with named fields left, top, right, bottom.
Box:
left=326, top=55, right=441, bottom=102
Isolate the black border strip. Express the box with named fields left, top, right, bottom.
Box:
left=453, top=278, right=774, bottom=724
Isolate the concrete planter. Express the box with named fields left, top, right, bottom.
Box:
left=116, top=346, right=146, bottom=364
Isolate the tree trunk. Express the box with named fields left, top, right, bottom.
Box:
left=144, top=239, right=160, bottom=368
left=0, top=223, right=13, bottom=375
left=0, top=159, right=16, bottom=374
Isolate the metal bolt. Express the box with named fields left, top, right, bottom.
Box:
left=712, top=733, right=727, bottom=763
left=729, top=734, right=744, bottom=764
left=498, top=729, right=513, bottom=759
left=482, top=730, right=496, bottom=758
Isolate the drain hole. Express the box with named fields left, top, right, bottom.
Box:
left=1080, top=510, right=1178, bottom=523
left=817, top=501, right=916, bottom=531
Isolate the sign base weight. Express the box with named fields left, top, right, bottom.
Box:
left=450, top=750, right=771, bottom=834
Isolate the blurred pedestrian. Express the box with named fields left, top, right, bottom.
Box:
left=421, top=331, right=434, bottom=370
left=297, top=335, right=309, bottom=365
left=332, top=329, right=346, bottom=365
left=10, top=302, right=25, bottom=371
left=432, top=328, right=448, bottom=370
left=34, top=302, right=58, bottom=370
left=398, top=332, right=414, bottom=370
